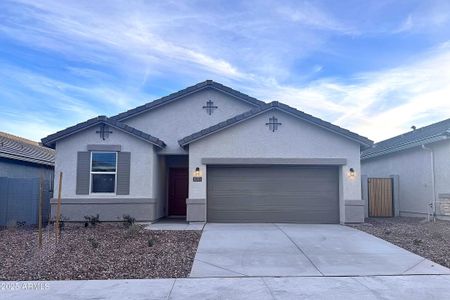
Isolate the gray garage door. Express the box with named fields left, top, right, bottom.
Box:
left=207, top=165, right=339, bottom=223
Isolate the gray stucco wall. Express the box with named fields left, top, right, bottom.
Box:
left=153, top=152, right=166, bottom=220
left=123, top=88, right=256, bottom=154
left=53, top=126, right=157, bottom=221
left=362, top=141, right=450, bottom=216
left=55, top=127, right=156, bottom=198
left=0, top=158, right=53, bottom=182
left=431, top=141, right=450, bottom=204
left=187, top=110, right=363, bottom=224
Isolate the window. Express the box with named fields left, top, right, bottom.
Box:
left=91, top=152, right=117, bottom=193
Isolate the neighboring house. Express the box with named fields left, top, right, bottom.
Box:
left=0, top=131, right=55, bottom=179
left=0, top=131, right=55, bottom=226
left=361, top=119, right=450, bottom=220
left=42, top=80, right=372, bottom=224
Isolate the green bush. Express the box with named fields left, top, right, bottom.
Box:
left=84, top=214, right=100, bottom=227
left=122, top=215, right=136, bottom=228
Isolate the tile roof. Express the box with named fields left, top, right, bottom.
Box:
left=0, top=131, right=55, bottom=166
left=110, top=80, right=265, bottom=121
left=362, top=118, right=450, bottom=160
left=41, top=116, right=166, bottom=149
left=178, top=101, right=373, bottom=147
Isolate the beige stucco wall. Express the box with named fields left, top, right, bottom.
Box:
left=187, top=110, right=363, bottom=224
left=123, top=88, right=256, bottom=154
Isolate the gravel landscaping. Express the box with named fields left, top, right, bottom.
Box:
left=349, top=217, right=450, bottom=268
left=0, top=224, right=201, bottom=281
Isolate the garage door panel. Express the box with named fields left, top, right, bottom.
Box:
left=207, top=166, right=339, bottom=223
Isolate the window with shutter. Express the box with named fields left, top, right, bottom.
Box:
left=90, top=152, right=117, bottom=194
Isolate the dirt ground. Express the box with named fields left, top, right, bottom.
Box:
left=0, top=223, right=201, bottom=281
left=349, top=217, right=450, bottom=268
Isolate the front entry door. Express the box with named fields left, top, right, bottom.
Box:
left=168, top=168, right=188, bottom=216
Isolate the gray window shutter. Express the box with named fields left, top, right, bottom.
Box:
left=76, top=152, right=90, bottom=195
left=116, top=152, right=131, bottom=195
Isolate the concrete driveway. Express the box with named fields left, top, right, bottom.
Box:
left=190, top=223, right=450, bottom=277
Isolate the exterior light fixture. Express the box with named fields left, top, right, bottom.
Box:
left=348, top=168, right=356, bottom=178
left=193, top=167, right=202, bottom=182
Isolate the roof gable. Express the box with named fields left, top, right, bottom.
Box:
left=111, top=80, right=265, bottom=121
left=362, top=118, right=450, bottom=160
left=0, top=131, right=55, bottom=166
left=178, top=101, right=373, bottom=147
left=41, top=116, right=166, bottom=149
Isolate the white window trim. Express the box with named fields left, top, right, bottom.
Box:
left=89, top=151, right=118, bottom=195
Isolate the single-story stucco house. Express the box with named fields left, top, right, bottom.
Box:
left=42, top=80, right=372, bottom=224
left=362, top=119, right=450, bottom=220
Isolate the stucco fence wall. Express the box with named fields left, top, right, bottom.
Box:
left=186, top=110, right=364, bottom=224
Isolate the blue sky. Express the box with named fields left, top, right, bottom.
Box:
left=0, top=0, right=450, bottom=142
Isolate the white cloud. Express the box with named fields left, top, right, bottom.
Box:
left=276, top=2, right=356, bottom=35
left=1, top=0, right=450, bottom=144
left=246, top=43, right=450, bottom=142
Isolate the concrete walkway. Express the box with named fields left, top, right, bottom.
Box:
left=145, top=218, right=205, bottom=231
left=2, top=275, right=450, bottom=299
left=191, top=223, right=450, bottom=277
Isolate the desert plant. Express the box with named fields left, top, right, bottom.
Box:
left=148, top=239, right=155, bottom=247
left=124, top=224, right=141, bottom=238
left=84, top=214, right=100, bottom=227
left=413, top=238, right=423, bottom=246
left=16, top=221, right=27, bottom=228
left=87, top=237, right=99, bottom=249
left=122, top=215, right=136, bottom=228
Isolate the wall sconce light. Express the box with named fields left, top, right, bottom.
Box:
left=348, top=168, right=356, bottom=178
left=193, top=167, right=202, bottom=182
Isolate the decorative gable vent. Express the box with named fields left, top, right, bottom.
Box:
left=96, top=124, right=113, bottom=140
left=203, top=100, right=218, bottom=115
left=266, top=116, right=282, bottom=132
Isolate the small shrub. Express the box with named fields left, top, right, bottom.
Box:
left=148, top=239, right=155, bottom=247
left=16, top=221, right=27, bottom=228
left=413, top=238, right=423, bottom=246
left=124, top=224, right=141, bottom=238
left=87, top=237, right=99, bottom=249
left=84, top=214, right=101, bottom=227
left=59, top=215, right=69, bottom=231
left=122, top=215, right=136, bottom=228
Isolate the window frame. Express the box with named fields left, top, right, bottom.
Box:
left=89, top=151, right=118, bottom=195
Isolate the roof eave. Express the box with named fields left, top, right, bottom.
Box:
left=0, top=152, right=54, bottom=166
left=362, top=134, right=448, bottom=160
left=179, top=105, right=373, bottom=147
left=42, top=119, right=166, bottom=149
left=112, top=80, right=265, bottom=122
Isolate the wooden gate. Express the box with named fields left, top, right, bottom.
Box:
left=368, top=178, right=393, bottom=217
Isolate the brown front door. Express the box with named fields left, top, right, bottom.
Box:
left=168, top=168, right=188, bottom=216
